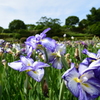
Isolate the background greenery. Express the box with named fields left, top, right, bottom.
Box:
left=0, top=7, right=100, bottom=42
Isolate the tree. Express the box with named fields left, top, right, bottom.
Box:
left=0, top=26, right=3, bottom=33
left=36, top=16, right=61, bottom=27
left=87, top=22, right=100, bottom=36
left=79, top=19, right=88, bottom=28
left=9, top=19, right=26, bottom=32
left=36, top=16, right=62, bottom=37
left=86, top=7, right=100, bottom=25
left=26, top=24, right=35, bottom=30
left=65, top=16, right=79, bottom=26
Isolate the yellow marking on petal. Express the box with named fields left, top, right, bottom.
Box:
left=27, top=63, right=31, bottom=66
left=33, top=71, right=38, bottom=74
left=91, top=60, right=96, bottom=62
left=82, top=83, right=89, bottom=87
left=26, top=70, right=38, bottom=74
left=73, top=77, right=81, bottom=83
left=26, top=69, right=31, bottom=72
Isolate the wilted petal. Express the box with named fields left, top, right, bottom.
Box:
left=8, top=61, right=22, bottom=71
left=27, top=69, right=44, bottom=82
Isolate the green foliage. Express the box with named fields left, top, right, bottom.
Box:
left=87, top=22, right=100, bottom=36
left=65, top=16, right=79, bottom=26
left=2, top=29, right=12, bottom=33
left=78, top=19, right=88, bottom=28
left=26, top=24, right=36, bottom=31
left=0, top=26, right=3, bottom=33
left=36, top=16, right=62, bottom=37
left=9, top=19, right=26, bottom=32
left=86, top=7, right=100, bottom=25
left=36, top=16, right=61, bottom=26
left=52, top=36, right=59, bottom=41
left=17, top=29, right=31, bottom=38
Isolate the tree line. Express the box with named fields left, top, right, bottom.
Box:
left=0, top=7, right=100, bottom=38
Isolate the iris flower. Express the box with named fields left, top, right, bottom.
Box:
left=25, top=28, right=56, bottom=53
left=81, top=49, right=100, bottom=79
left=62, top=63, right=100, bottom=100
left=82, top=49, right=100, bottom=60
left=8, top=56, right=50, bottom=82
left=38, top=43, right=66, bottom=69
left=51, top=43, right=66, bottom=69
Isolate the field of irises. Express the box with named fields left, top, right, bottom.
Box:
left=1, top=28, right=100, bottom=100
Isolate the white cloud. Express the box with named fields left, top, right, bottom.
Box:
left=0, top=0, right=100, bottom=28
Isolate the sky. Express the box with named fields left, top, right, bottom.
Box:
left=0, top=0, right=100, bottom=28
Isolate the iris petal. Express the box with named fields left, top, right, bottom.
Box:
left=81, top=82, right=100, bottom=97
left=41, top=37, right=56, bottom=52
left=8, top=61, right=22, bottom=71
left=32, top=61, right=50, bottom=70
left=27, top=69, right=44, bottom=82
left=20, top=56, right=34, bottom=66
left=82, top=49, right=97, bottom=59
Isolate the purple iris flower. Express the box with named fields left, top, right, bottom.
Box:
left=81, top=49, right=100, bottom=79
left=51, top=43, right=66, bottom=69
left=8, top=56, right=50, bottom=82
left=40, top=43, right=66, bottom=69
left=25, top=28, right=56, bottom=53
left=82, top=49, right=100, bottom=60
left=62, top=63, right=100, bottom=100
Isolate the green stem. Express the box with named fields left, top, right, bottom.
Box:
left=59, top=80, right=65, bottom=100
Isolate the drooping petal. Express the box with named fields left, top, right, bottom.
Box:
left=82, top=49, right=97, bottom=59
left=41, top=37, right=56, bottom=52
left=8, top=61, right=23, bottom=71
left=81, top=81, right=100, bottom=98
left=83, top=59, right=100, bottom=73
left=78, top=85, right=91, bottom=100
left=78, top=57, right=94, bottom=74
left=27, top=68, right=44, bottom=82
left=62, top=63, right=80, bottom=97
left=67, top=78, right=80, bottom=97
left=32, top=61, right=50, bottom=70
left=55, top=43, right=66, bottom=55
left=20, top=56, right=34, bottom=66
left=52, top=58, right=62, bottom=69
left=87, top=78, right=100, bottom=89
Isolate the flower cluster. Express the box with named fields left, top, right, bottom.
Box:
left=8, top=28, right=66, bottom=82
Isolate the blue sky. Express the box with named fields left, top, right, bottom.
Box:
left=0, top=0, right=100, bottom=28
